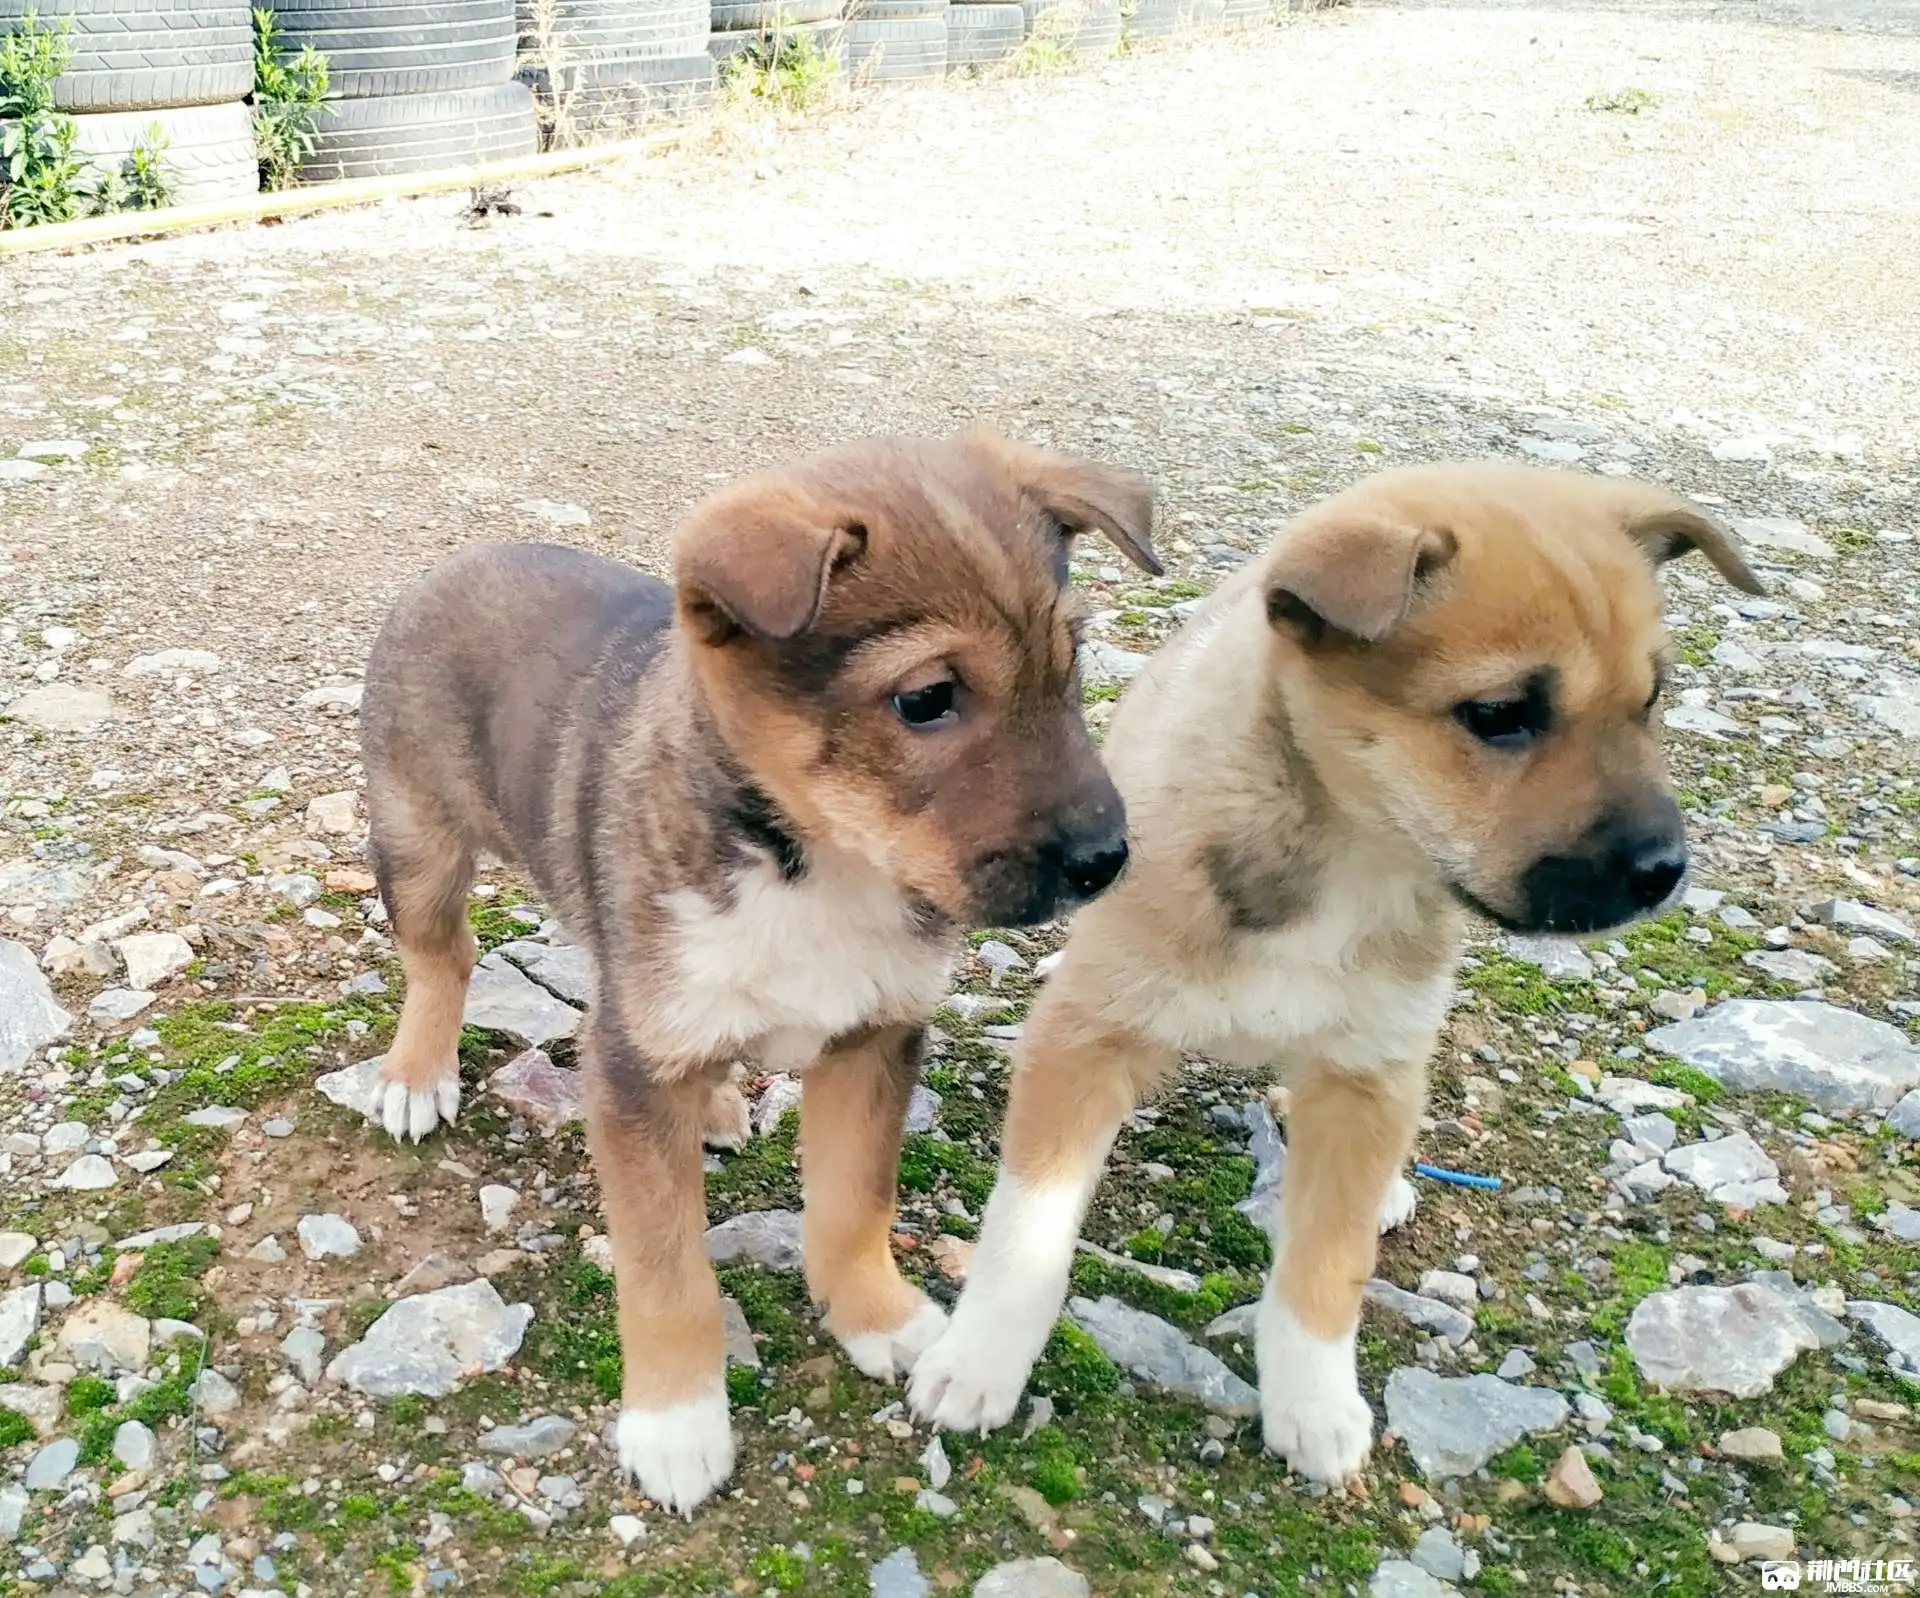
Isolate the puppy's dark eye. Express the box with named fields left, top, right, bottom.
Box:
left=1454, top=698, right=1546, bottom=750
left=892, top=681, right=958, bottom=728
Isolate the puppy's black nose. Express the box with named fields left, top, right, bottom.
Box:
left=1061, top=830, right=1129, bottom=900
left=1625, top=837, right=1688, bottom=911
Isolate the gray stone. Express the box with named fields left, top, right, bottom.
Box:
left=0, top=1484, right=24, bottom=1540
left=0, top=1285, right=42, bottom=1366
left=1360, top=1281, right=1474, bottom=1347
left=1719, top=1426, right=1784, bottom=1464
left=1382, top=1368, right=1570, bottom=1479
left=1409, top=1528, right=1470, bottom=1583
left=1074, top=1241, right=1203, bottom=1295
left=326, top=1280, right=534, bottom=1398
left=494, top=941, right=594, bottom=1006
left=57, top=1301, right=151, bottom=1374
left=0, top=458, right=47, bottom=481
left=192, top=1368, right=241, bottom=1416
left=281, top=1325, right=326, bottom=1384
left=721, top=1297, right=760, bottom=1369
left=1729, top=1523, right=1796, bottom=1563
left=1502, top=934, right=1595, bottom=982
left=1231, top=1098, right=1287, bottom=1234
left=871, top=1547, right=931, bottom=1598
left=0, top=1382, right=60, bottom=1437
left=0, top=940, right=71, bottom=1071
left=297, top=1213, right=361, bottom=1260
left=972, top=1558, right=1091, bottom=1598
left=1066, top=1296, right=1259, bottom=1416
left=315, top=1055, right=385, bottom=1115
left=153, top=1318, right=204, bottom=1347
left=464, top=952, right=582, bottom=1047
left=1848, top=1300, right=1920, bottom=1376
left=517, top=499, right=590, bottom=528
left=480, top=1185, right=518, bottom=1234
left=1731, top=516, right=1833, bottom=560
left=705, top=1209, right=804, bottom=1271
left=904, top=1083, right=942, bottom=1134
left=116, top=1222, right=207, bottom=1248
left=24, top=1437, right=78, bottom=1490
left=1647, top=1000, right=1920, bottom=1111
left=1859, top=676, right=1920, bottom=739
left=1496, top=1350, right=1536, bottom=1380
left=1369, top=1560, right=1463, bottom=1598
left=183, top=1105, right=246, bottom=1128
left=1664, top=1132, right=1784, bottom=1205
left=1625, top=1285, right=1817, bottom=1397
left=1079, top=641, right=1148, bottom=686
left=1622, top=1112, right=1678, bottom=1153
left=51, top=1153, right=119, bottom=1190
left=123, top=648, right=221, bottom=678
left=114, top=931, right=194, bottom=990
left=112, top=1419, right=156, bottom=1472
left=6, top=684, right=115, bottom=732
left=1663, top=704, right=1745, bottom=739
left=1416, top=1270, right=1479, bottom=1311
left=1742, top=948, right=1837, bottom=986
left=486, top=1048, right=584, bottom=1135
left=246, top=1235, right=287, bottom=1264
left=1810, top=899, right=1914, bottom=944
left=477, top=1415, right=576, bottom=1458
left=1872, top=1202, right=1920, bottom=1244
left=16, top=439, right=86, bottom=462
left=1889, top=1090, right=1920, bottom=1138
left=88, top=988, right=155, bottom=1025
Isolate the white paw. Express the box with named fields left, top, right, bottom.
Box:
left=701, top=1083, right=751, bottom=1152
left=616, top=1387, right=735, bottom=1517
left=907, top=1312, right=1034, bottom=1434
left=838, top=1296, right=947, bottom=1382
left=1378, top=1174, right=1418, bottom=1235
left=370, top=1072, right=461, bottom=1143
left=1257, top=1297, right=1370, bottom=1483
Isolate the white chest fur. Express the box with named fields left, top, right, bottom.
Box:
left=651, top=850, right=956, bottom=1072
left=1132, top=850, right=1454, bottom=1072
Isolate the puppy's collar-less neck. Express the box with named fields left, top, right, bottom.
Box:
left=724, top=763, right=806, bottom=884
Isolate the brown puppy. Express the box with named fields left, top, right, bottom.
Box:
left=909, top=462, right=1764, bottom=1482
left=357, top=429, right=1158, bottom=1513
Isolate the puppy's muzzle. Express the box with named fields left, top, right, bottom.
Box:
left=971, top=814, right=1132, bottom=928
left=1515, top=800, right=1688, bottom=934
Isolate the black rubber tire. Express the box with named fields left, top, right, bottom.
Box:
left=298, top=80, right=537, bottom=179
left=1218, top=0, right=1266, bottom=27
left=271, top=0, right=518, bottom=97
left=946, top=2, right=1020, bottom=69
left=1123, top=0, right=1180, bottom=39
left=841, top=12, right=944, bottom=76
left=519, top=50, right=713, bottom=132
left=0, top=0, right=252, bottom=112
left=708, top=20, right=843, bottom=69
left=68, top=101, right=256, bottom=203
left=515, top=0, right=708, bottom=57
left=1182, top=0, right=1223, bottom=26
left=708, top=0, right=839, bottom=28
left=844, top=0, right=944, bottom=15
left=1020, top=0, right=1118, bottom=54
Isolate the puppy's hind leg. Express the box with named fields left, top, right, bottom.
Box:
left=802, top=1025, right=945, bottom=1381
left=1258, top=1060, right=1423, bottom=1485
left=910, top=969, right=1175, bottom=1434
left=367, top=787, right=474, bottom=1143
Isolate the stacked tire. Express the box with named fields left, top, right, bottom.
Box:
left=708, top=0, right=843, bottom=86
left=944, top=0, right=1019, bottom=73
left=1122, top=0, right=1181, bottom=42
left=1217, top=0, right=1266, bottom=29
left=517, top=0, right=714, bottom=139
left=272, top=0, right=539, bottom=179
left=842, top=0, right=944, bottom=82
left=1018, top=0, right=1118, bottom=58
left=0, top=0, right=258, bottom=205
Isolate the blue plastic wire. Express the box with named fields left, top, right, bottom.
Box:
left=1412, top=1161, right=1502, bottom=1192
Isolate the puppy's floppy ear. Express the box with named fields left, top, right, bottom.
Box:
left=967, top=427, right=1162, bottom=576
left=1611, top=480, right=1768, bottom=596
left=1264, top=509, right=1458, bottom=645
left=674, top=477, right=866, bottom=645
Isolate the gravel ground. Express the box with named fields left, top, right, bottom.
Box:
left=3, top=3, right=1919, bottom=1595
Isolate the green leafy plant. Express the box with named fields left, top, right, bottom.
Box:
left=116, top=122, right=176, bottom=210
left=0, top=11, right=91, bottom=228
left=251, top=8, right=328, bottom=191
left=718, top=23, right=839, bottom=113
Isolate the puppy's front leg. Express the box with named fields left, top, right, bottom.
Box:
left=802, top=1025, right=947, bottom=1380
left=586, top=1036, right=733, bottom=1516
left=909, top=979, right=1175, bottom=1433
left=1258, top=1060, right=1424, bottom=1484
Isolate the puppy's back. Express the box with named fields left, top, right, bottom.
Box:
left=362, top=544, right=675, bottom=853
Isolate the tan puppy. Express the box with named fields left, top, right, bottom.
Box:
left=357, top=429, right=1158, bottom=1513
left=909, top=462, right=1764, bottom=1482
